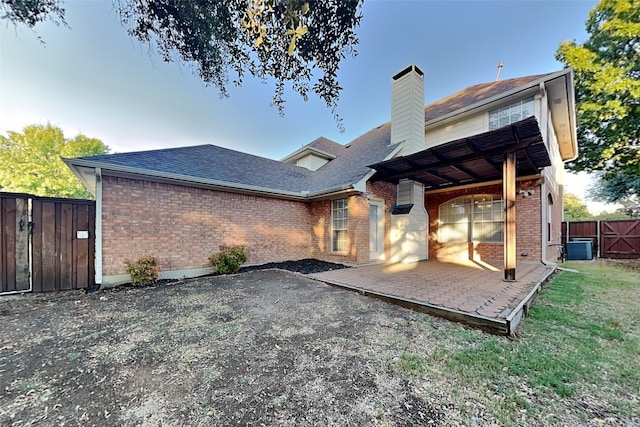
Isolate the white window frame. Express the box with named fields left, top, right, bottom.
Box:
left=438, top=195, right=504, bottom=243
left=489, top=97, right=535, bottom=130
left=331, top=198, right=348, bottom=252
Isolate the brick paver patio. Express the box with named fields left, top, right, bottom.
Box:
left=308, top=258, right=555, bottom=335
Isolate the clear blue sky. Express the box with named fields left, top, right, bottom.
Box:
left=2, top=0, right=608, bottom=209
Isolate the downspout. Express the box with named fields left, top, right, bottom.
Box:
left=540, top=179, right=556, bottom=267
left=92, top=167, right=103, bottom=291
left=536, top=82, right=555, bottom=268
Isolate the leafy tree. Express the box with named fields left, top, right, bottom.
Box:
left=0, top=0, right=65, bottom=27
left=556, top=0, right=639, bottom=201
left=617, top=198, right=640, bottom=217
left=589, top=171, right=640, bottom=217
left=1, top=0, right=363, bottom=129
left=564, top=192, right=591, bottom=221
left=0, top=124, right=109, bottom=199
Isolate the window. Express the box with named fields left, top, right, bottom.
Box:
left=439, top=195, right=503, bottom=243
left=332, top=198, right=348, bottom=252
left=489, top=97, right=534, bottom=130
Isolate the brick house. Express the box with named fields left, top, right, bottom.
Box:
left=65, top=65, right=576, bottom=286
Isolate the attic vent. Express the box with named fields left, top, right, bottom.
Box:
left=390, top=204, right=413, bottom=215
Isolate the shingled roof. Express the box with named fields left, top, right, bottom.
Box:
left=66, top=71, right=560, bottom=200
left=424, top=73, right=550, bottom=122
left=68, top=144, right=314, bottom=195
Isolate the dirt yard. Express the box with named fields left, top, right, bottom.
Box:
left=1, top=267, right=445, bottom=426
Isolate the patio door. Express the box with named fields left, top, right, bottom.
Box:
left=369, top=201, right=385, bottom=260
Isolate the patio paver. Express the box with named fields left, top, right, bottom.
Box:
left=308, top=258, right=555, bottom=335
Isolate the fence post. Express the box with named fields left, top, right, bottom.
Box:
left=596, top=220, right=601, bottom=258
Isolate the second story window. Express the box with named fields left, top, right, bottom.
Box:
left=489, top=97, right=535, bottom=130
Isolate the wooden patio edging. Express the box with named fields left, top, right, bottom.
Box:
left=309, top=265, right=556, bottom=337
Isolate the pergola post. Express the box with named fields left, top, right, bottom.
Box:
left=503, top=151, right=517, bottom=281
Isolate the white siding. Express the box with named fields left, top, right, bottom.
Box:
left=390, top=180, right=428, bottom=263
left=542, top=109, right=563, bottom=195
left=391, top=65, right=425, bottom=155
left=396, top=180, right=413, bottom=205
left=425, top=113, right=485, bottom=148
left=295, top=154, right=330, bottom=171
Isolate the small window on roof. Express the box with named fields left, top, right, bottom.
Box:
left=489, top=97, right=535, bottom=130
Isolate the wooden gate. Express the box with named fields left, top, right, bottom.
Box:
left=0, top=193, right=95, bottom=294
left=601, top=219, right=640, bottom=259
left=0, top=194, right=30, bottom=293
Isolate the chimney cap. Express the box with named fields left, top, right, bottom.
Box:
left=392, top=64, right=424, bottom=81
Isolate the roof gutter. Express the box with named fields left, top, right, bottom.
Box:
left=306, top=184, right=357, bottom=201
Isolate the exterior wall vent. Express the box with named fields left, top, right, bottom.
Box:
left=390, top=204, right=414, bottom=215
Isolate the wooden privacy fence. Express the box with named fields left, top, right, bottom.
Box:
left=562, top=219, right=640, bottom=259
left=1, top=192, right=95, bottom=294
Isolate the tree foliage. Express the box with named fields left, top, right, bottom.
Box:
left=0, top=124, right=109, bottom=199
left=1, top=0, right=363, bottom=129
left=556, top=0, right=640, bottom=200
left=590, top=171, right=640, bottom=217
left=0, top=0, right=65, bottom=27
left=564, top=192, right=592, bottom=221
left=617, top=198, right=640, bottom=217
left=589, top=170, right=640, bottom=202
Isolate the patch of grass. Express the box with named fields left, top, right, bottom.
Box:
left=396, top=353, right=429, bottom=376
left=398, top=261, right=639, bottom=425
left=66, top=352, right=82, bottom=361
left=18, top=380, right=43, bottom=393
left=272, top=394, right=287, bottom=406
left=88, top=330, right=107, bottom=339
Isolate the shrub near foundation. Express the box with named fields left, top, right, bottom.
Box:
left=124, top=256, right=160, bottom=287
left=209, top=245, right=248, bottom=275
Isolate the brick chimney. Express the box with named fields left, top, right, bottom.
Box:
left=389, top=64, right=428, bottom=263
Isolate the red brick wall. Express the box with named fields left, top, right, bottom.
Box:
left=101, top=176, right=313, bottom=275
left=308, top=182, right=398, bottom=264
left=425, top=180, right=543, bottom=261
left=310, top=194, right=370, bottom=264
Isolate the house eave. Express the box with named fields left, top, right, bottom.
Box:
left=354, top=143, right=404, bottom=192
left=64, top=159, right=312, bottom=201
left=425, top=68, right=577, bottom=163
left=64, top=158, right=358, bottom=202
left=425, top=69, right=573, bottom=123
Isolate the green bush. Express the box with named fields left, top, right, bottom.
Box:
left=209, top=245, right=248, bottom=275
left=124, top=256, right=160, bottom=287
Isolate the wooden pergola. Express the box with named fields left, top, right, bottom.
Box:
left=368, top=116, right=551, bottom=281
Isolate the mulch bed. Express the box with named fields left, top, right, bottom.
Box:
left=240, top=258, right=350, bottom=275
